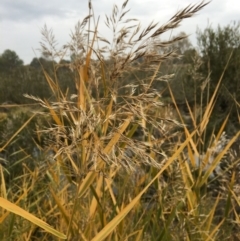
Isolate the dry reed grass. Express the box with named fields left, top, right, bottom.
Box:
left=2, top=0, right=240, bottom=240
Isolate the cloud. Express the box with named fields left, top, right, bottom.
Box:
left=0, top=0, right=87, bottom=22
left=1, top=0, right=240, bottom=64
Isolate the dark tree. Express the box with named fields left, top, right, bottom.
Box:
left=197, top=22, right=240, bottom=132
left=0, top=49, right=24, bottom=70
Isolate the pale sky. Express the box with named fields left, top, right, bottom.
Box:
left=1, top=0, right=239, bottom=64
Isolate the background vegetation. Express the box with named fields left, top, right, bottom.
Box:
left=1, top=22, right=239, bottom=132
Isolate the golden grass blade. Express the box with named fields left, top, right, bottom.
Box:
left=200, top=113, right=229, bottom=169
left=105, top=177, right=120, bottom=214
left=134, top=229, right=143, bottom=241
left=77, top=19, right=99, bottom=110
left=78, top=65, right=86, bottom=110
left=0, top=165, right=7, bottom=199
left=100, top=60, right=108, bottom=97
left=202, top=195, right=221, bottom=232
left=91, top=130, right=195, bottom=241
left=185, top=98, right=199, bottom=131
left=187, top=143, right=196, bottom=169
left=158, top=201, right=184, bottom=240
left=0, top=184, right=32, bottom=224
left=230, top=187, right=240, bottom=207
left=77, top=65, right=96, bottom=111
left=90, top=179, right=155, bottom=241
left=77, top=169, right=98, bottom=199
left=168, top=82, right=200, bottom=156
left=185, top=185, right=197, bottom=211
left=200, top=50, right=233, bottom=133
left=0, top=197, right=67, bottom=239
left=89, top=174, right=104, bottom=218
left=102, top=97, right=113, bottom=135
left=85, top=19, right=99, bottom=82
left=49, top=187, right=71, bottom=225
left=64, top=153, right=79, bottom=176
left=124, top=229, right=143, bottom=240
left=78, top=116, right=133, bottom=199
left=0, top=113, right=37, bottom=152
left=214, top=112, right=230, bottom=141
left=199, top=131, right=240, bottom=187
left=224, top=173, right=235, bottom=218
left=179, top=157, right=196, bottom=210
left=147, top=61, right=161, bottom=93
left=44, top=99, right=63, bottom=126
left=42, top=69, right=58, bottom=94
left=205, top=218, right=225, bottom=241
left=103, top=115, right=133, bottom=154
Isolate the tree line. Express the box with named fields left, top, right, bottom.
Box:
left=0, top=23, right=239, bottom=132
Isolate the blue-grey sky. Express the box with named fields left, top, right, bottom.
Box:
left=1, top=0, right=239, bottom=64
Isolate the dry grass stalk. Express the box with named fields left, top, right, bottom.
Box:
left=10, top=1, right=240, bottom=241
left=28, top=1, right=209, bottom=174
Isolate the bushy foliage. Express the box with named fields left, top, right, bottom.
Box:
left=0, top=108, right=52, bottom=185
left=197, top=22, right=240, bottom=131
left=0, top=49, right=23, bottom=70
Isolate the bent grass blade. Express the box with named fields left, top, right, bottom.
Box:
left=0, top=197, right=67, bottom=239
left=91, top=130, right=196, bottom=241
